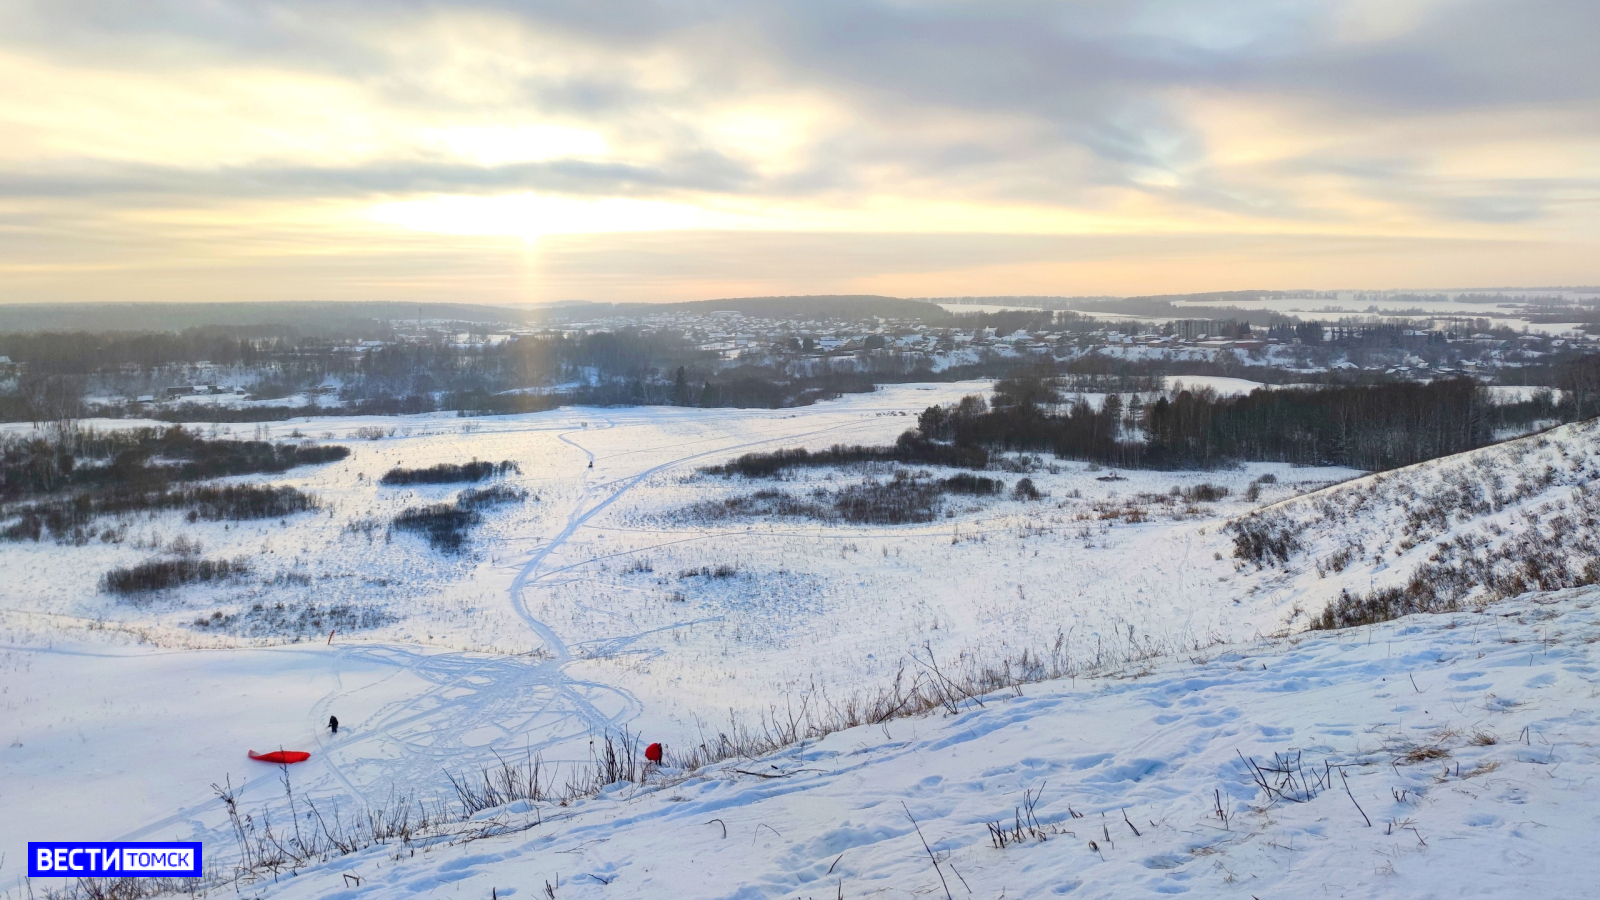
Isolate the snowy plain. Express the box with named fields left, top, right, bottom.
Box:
left=3, top=381, right=1595, bottom=898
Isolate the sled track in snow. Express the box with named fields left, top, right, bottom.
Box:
left=310, top=414, right=885, bottom=806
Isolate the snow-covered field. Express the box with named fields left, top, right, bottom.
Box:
left=3, top=382, right=1596, bottom=898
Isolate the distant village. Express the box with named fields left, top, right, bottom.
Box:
left=4, top=303, right=1594, bottom=418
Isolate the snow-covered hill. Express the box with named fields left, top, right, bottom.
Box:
left=1226, top=417, right=1600, bottom=629
left=251, top=585, right=1600, bottom=900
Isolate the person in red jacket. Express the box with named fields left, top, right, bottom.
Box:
left=644, top=742, right=663, bottom=764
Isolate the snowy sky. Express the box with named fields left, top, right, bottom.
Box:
left=2, top=0, right=1598, bottom=304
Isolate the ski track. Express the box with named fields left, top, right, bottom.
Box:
left=12, top=395, right=1597, bottom=896
left=293, top=413, right=896, bottom=818
left=55, top=399, right=945, bottom=851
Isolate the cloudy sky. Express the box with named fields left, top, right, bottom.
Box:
left=2, top=0, right=1597, bottom=305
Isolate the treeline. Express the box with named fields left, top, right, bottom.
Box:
left=381, top=459, right=519, bottom=486
left=916, top=375, right=1512, bottom=470
left=704, top=436, right=988, bottom=479
left=0, top=325, right=366, bottom=374
left=3, top=484, right=318, bottom=542
left=1, top=426, right=348, bottom=501
left=452, top=367, right=881, bottom=416
left=1, top=427, right=345, bottom=542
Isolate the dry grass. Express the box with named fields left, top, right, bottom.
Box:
left=1385, top=728, right=1457, bottom=765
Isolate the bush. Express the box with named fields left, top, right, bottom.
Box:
left=391, top=503, right=480, bottom=552
left=941, top=473, right=1005, bottom=495
left=691, top=489, right=833, bottom=522
left=833, top=475, right=944, bottom=524
left=457, top=484, right=527, bottom=509
left=1226, top=511, right=1303, bottom=566
left=389, top=483, right=526, bottom=552
left=1311, top=587, right=1446, bottom=630
left=380, top=459, right=519, bottom=485
left=192, top=600, right=393, bottom=637
left=1013, top=477, right=1043, bottom=501
left=101, top=557, right=248, bottom=595
left=1183, top=483, right=1230, bottom=503
left=183, top=484, right=319, bottom=521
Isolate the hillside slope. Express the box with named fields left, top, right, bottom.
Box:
left=245, top=585, right=1600, bottom=900
left=1227, top=417, right=1600, bottom=629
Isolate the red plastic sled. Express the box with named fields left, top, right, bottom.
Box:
left=249, top=750, right=311, bottom=764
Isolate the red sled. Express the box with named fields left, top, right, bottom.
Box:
left=249, top=749, right=311, bottom=764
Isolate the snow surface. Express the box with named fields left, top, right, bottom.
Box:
left=4, top=383, right=1596, bottom=898
left=170, top=587, right=1600, bottom=899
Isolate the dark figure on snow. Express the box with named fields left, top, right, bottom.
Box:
left=328, top=716, right=339, bottom=734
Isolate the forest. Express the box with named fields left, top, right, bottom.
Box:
left=914, top=372, right=1564, bottom=471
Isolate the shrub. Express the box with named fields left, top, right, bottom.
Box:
left=1311, top=586, right=1446, bottom=630
left=1311, top=488, right=1600, bottom=629
left=184, top=485, right=318, bottom=521
left=380, top=459, right=519, bottom=485
left=941, top=473, right=1005, bottom=495
left=1013, top=477, right=1043, bottom=501
left=1183, top=483, right=1230, bottom=503
left=391, top=503, right=480, bottom=552
left=191, top=600, right=393, bottom=637
left=690, top=489, right=833, bottom=522
left=102, top=557, right=248, bottom=595
left=457, top=484, right=527, bottom=508
left=1226, top=511, right=1302, bottom=566
left=389, top=484, right=525, bottom=552
left=831, top=474, right=944, bottom=524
